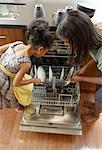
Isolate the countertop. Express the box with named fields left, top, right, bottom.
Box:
left=0, top=24, right=26, bottom=28
left=0, top=108, right=102, bottom=150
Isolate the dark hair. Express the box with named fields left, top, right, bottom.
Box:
left=26, top=19, right=53, bottom=49
left=56, top=10, right=102, bottom=63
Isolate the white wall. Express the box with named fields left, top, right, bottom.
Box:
left=39, top=0, right=102, bottom=25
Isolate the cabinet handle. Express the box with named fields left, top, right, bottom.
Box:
left=0, top=35, right=6, bottom=39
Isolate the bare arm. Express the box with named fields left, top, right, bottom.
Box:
left=0, top=41, right=23, bottom=56
left=0, top=44, right=9, bottom=55
left=68, top=59, right=101, bottom=84
left=74, top=59, right=97, bottom=76
left=13, top=62, right=41, bottom=86
left=71, top=76, right=102, bottom=85
left=83, top=59, right=96, bottom=68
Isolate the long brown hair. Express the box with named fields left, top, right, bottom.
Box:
left=56, top=10, right=102, bottom=63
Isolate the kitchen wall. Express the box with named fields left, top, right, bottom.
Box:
left=0, top=0, right=102, bottom=26
left=0, top=0, right=36, bottom=25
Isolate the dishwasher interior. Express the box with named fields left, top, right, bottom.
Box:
left=20, top=27, right=82, bottom=135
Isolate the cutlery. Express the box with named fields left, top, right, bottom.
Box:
left=60, top=67, right=64, bottom=82
left=64, top=66, right=75, bottom=86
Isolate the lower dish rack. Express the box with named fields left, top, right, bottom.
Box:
left=20, top=81, right=82, bottom=135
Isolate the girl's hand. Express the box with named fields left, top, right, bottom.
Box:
left=66, top=75, right=82, bottom=83
left=74, top=59, right=96, bottom=76
left=66, top=66, right=88, bottom=83
left=73, top=66, right=87, bottom=76
left=71, top=75, right=82, bottom=83
left=32, top=78, right=42, bottom=85
left=66, top=75, right=72, bottom=81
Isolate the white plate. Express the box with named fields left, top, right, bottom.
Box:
left=49, top=66, right=53, bottom=82
left=37, top=66, right=46, bottom=82
left=34, top=65, right=37, bottom=78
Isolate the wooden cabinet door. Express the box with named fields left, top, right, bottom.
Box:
left=0, top=27, right=26, bottom=46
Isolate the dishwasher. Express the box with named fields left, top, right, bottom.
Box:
left=20, top=27, right=82, bottom=135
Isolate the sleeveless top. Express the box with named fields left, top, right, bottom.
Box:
left=0, top=42, right=31, bottom=73
left=0, top=42, right=31, bottom=108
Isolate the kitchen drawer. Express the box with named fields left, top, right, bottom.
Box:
left=0, top=27, right=26, bottom=46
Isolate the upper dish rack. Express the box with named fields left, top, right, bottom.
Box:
left=48, top=30, right=77, bottom=58
left=31, top=82, right=80, bottom=107
left=31, top=65, right=80, bottom=108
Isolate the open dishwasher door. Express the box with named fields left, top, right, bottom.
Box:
left=19, top=27, right=82, bottom=135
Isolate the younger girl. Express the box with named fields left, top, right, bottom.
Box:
left=0, top=19, right=53, bottom=108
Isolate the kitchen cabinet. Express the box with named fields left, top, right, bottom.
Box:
left=0, top=26, right=26, bottom=46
